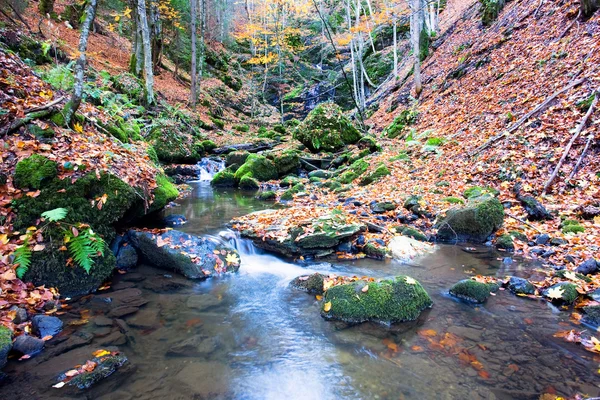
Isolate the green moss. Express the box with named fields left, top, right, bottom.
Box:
left=561, top=219, right=585, bottom=234
left=442, top=197, right=465, bottom=205
left=480, top=0, right=505, bottom=26
left=239, top=175, right=260, bottom=190
left=436, top=197, right=505, bottom=243
left=13, top=155, right=58, bottom=189
left=363, top=51, right=394, bottom=85
left=449, top=279, right=499, bottom=303
left=399, top=227, right=428, bottom=241
left=233, top=124, right=250, bottom=132
left=425, top=137, right=445, bottom=146
left=293, top=103, right=362, bottom=152
left=149, top=119, right=202, bottom=164
left=583, top=305, right=600, bottom=326
left=359, top=163, right=390, bottom=186
left=226, top=151, right=250, bottom=167
left=201, top=140, right=217, bottom=153
left=149, top=175, right=179, bottom=213
left=147, top=146, right=159, bottom=165
left=112, top=73, right=143, bottom=101
left=322, top=276, right=433, bottom=324
left=49, top=111, right=66, bottom=126
left=0, top=325, right=11, bottom=348
left=27, top=123, right=55, bottom=139
left=234, top=154, right=278, bottom=182
left=257, top=191, right=276, bottom=201
left=280, top=175, right=301, bottom=187
left=554, top=270, right=592, bottom=283
left=383, top=109, right=418, bottom=139
left=211, top=170, right=236, bottom=187
left=322, top=180, right=342, bottom=191
left=495, top=234, right=514, bottom=250
left=358, top=136, right=382, bottom=153
left=13, top=172, right=140, bottom=240
left=269, top=150, right=300, bottom=176
left=543, top=282, right=578, bottom=304
left=280, top=189, right=295, bottom=201
left=291, top=273, right=325, bottom=294
left=338, top=159, right=369, bottom=184
left=211, top=117, right=225, bottom=129
left=509, top=230, right=528, bottom=242
left=363, top=242, right=389, bottom=259
left=309, top=176, right=322, bottom=183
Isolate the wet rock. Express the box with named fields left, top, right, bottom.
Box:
left=121, top=272, right=145, bottom=282
left=58, top=353, right=130, bottom=390
left=43, top=331, right=94, bottom=360
left=506, top=277, right=535, bottom=295
left=370, top=201, right=396, bottom=214
left=128, top=229, right=240, bottom=279
left=535, top=234, right=550, bottom=245
left=582, top=305, right=600, bottom=327
left=32, top=315, right=63, bottom=338
left=336, top=241, right=352, bottom=253
left=435, top=197, right=504, bottom=243
left=94, top=316, right=116, bottom=327
left=186, top=294, right=223, bottom=311
left=0, top=326, right=12, bottom=369
left=9, top=306, right=28, bottom=324
left=449, top=279, right=499, bottom=303
left=108, top=306, right=140, bottom=318
left=115, top=246, right=138, bottom=270
left=447, top=326, right=482, bottom=342
left=99, top=331, right=127, bottom=346
left=575, top=258, right=599, bottom=275
left=173, top=361, right=231, bottom=397
left=167, top=335, right=217, bottom=357
left=94, top=327, right=113, bottom=338
left=590, top=289, right=600, bottom=302
left=290, top=273, right=325, bottom=295
left=111, top=281, right=136, bottom=291
left=321, top=276, right=433, bottom=324
left=550, top=237, right=567, bottom=246
left=388, top=236, right=434, bottom=262
left=541, top=248, right=556, bottom=258
left=142, top=275, right=190, bottom=293
left=163, top=214, right=187, bottom=227
left=542, top=282, right=579, bottom=304
left=126, top=308, right=158, bottom=329
left=515, top=186, right=553, bottom=221
left=12, top=334, right=45, bottom=356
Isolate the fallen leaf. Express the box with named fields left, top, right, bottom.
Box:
left=323, top=301, right=332, bottom=312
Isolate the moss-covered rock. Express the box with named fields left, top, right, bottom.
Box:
left=359, top=163, right=390, bottom=186
left=211, top=169, right=236, bottom=187
left=363, top=242, right=389, bottom=259
left=291, top=273, right=325, bottom=294
left=442, top=197, right=465, bottom=205
left=257, top=191, right=276, bottom=201
left=337, top=159, right=369, bottom=184
left=480, top=0, right=506, bottom=26
left=449, top=279, right=499, bottom=303
left=60, top=353, right=129, bottom=390
left=268, top=150, right=300, bottom=176
left=505, top=276, right=535, bottom=295
left=561, top=219, right=585, bottom=234
left=294, top=103, right=362, bottom=152
left=226, top=151, right=250, bottom=167
left=280, top=183, right=306, bottom=201
left=112, top=73, right=143, bottom=101
left=543, top=282, right=579, bottom=304
left=13, top=155, right=58, bottom=189
left=148, top=174, right=178, bottom=213
left=201, top=140, right=217, bottom=153
left=363, top=51, right=393, bottom=85
left=382, top=109, right=417, bottom=139
left=234, top=154, right=278, bottom=182
left=280, top=175, right=301, bottom=188
left=436, top=197, right=504, bottom=243
left=495, top=234, right=514, bottom=250
left=398, top=226, right=428, bottom=242
left=462, top=186, right=498, bottom=199
left=0, top=325, right=12, bottom=370
left=321, top=276, right=433, bottom=324
left=239, top=175, right=259, bottom=190
left=149, top=119, right=203, bottom=164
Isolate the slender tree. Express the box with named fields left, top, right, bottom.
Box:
left=137, top=0, right=154, bottom=105
left=190, top=0, right=198, bottom=106
left=410, top=0, right=422, bottom=95
left=65, top=0, right=99, bottom=125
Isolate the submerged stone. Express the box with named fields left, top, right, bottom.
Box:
left=291, top=273, right=325, bottom=295
left=321, top=276, right=433, bottom=324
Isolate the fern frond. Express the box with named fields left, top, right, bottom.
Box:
left=68, top=233, right=96, bottom=274
left=14, top=238, right=32, bottom=279
left=41, top=208, right=68, bottom=222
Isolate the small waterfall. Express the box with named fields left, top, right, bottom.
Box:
left=197, top=158, right=225, bottom=181
left=219, top=230, right=259, bottom=256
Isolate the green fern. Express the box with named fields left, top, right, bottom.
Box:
left=41, top=208, right=68, bottom=222
left=67, top=228, right=105, bottom=274
left=14, top=237, right=32, bottom=279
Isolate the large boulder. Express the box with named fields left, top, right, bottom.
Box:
left=127, top=230, right=240, bottom=279
left=293, top=103, right=362, bottom=152
left=321, top=276, right=433, bottom=324
left=148, top=119, right=204, bottom=164
left=435, top=197, right=504, bottom=243
left=13, top=154, right=58, bottom=189
left=234, top=154, right=278, bottom=182
left=0, top=326, right=12, bottom=369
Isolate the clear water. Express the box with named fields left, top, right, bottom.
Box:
left=1, top=182, right=598, bottom=400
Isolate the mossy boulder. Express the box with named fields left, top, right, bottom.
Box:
left=280, top=183, right=305, bottom=201
left=291, top=273, right=325, bottom=295
left=561, top=219, right=585, bottom=234
left=359, top=163, right=390, bottom=186
left=112, top=73, right=143, bottom=101
left=201, top=140, right=217, bottom=153
left=495, top=234, right=514, bottom=250
left=449, top=279, right=500, bottom=303
left=234, top=154, right=278, bottom=182
left=294, top=103, right=362, bottom=152
left=268, top=150, right=300, bottom=176
left=148, top=175, right=178, bottom=213
left=436, top=197, right=504, bottom=243
left=382, top=109, right=417, bottom=139
left=211, top=169, right=236, bottom=187
left=13, top=155, right=58, bottom=189
left=542, top=282, right=579, bottom=304
left=398, top=226, right=428, bottom=242
left=239, top=175, right=259, bottom=190
left=337, top=159, right=369, bottom=184
left=0, top=325, right=12, bottom=370
left=280, top=175, right=301, bottom=187
left=462, top=186, right=498, bottom=199
left=225, top=151, right=250, bottom=167
left=149, top=119, right=203, bottom=164
left=321, top=276, right=433, bottom=324
left=257, top=191, right=276, bottom=201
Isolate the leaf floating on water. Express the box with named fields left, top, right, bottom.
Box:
left=323, top=301, right=332, bottom=312
left=52, top=382, right=65, bottom=389
left=64, top=369, right=79, bottom=377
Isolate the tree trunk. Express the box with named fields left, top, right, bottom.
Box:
left=39, top=0, right=55, bottom=16
left=137, top=0, right=154, bottom=105
left=393, top=16, right=398, bottom=78
left=64, top=0, right=98, bottom=125
left=149, top=2, right=162, bottom=74
left=410, top=0, right=422, bottom=96
left=199, top=0, right=206, bottom=82
left=190, top=0, right=197, bottom=107
left=581, top=0, right=599, bottom=17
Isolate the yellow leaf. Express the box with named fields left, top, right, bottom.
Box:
left=315, top=295, right=323, bottom=301
left=323, top=301, right=332, bottom=312
left=92, top=349, right=111, bottom=357
left=225, top=253, right=240, bottom=266
left=0, top=234, right=8, bottom=245
left=546, top=286, right=564, bottom=300
left=361, top=285, right=369, bottom=293
left=73, top=123, right=83, bottom=134
left=405, top=276, right=417, bottom=285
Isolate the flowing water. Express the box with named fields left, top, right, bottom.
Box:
left=1, top=178, right=599, bottom=400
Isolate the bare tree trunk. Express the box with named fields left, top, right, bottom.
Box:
left=190, top=0, right=197, bottom=107
left=137, top=0, right=154, bottom=105
left=149, top=2, right=162, bottom=74
left=581, top=0, right=599, bottom=17
left=393, top=16, right=398, bottom=78
left=64, top=0, right=98, bottom=125
left=199, top=0, right=206, bottom=82
left=410, top=0, right=422, bottom=96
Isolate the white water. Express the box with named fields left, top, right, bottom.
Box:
left=196, top=158, right=225, bottom=181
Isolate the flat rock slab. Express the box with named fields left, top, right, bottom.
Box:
left=174, top=361, right=231, bottom=398
left=126, top=308, right=159, bottom=329
left=186, top=294, right=223, bottom=312
left=167, top=335, right=217, bottom=357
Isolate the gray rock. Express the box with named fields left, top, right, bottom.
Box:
left=163, top=214, right=187, bottom=227
left=126, top=308, right=158, bottom=329
left=550, top=237, right=567, bottom=246
left=535, top=234, right=550, bottom=245
left=447, top=326, right=482, bottom=342
left=12, top=334, right=45, bottom=356
left=370, top=201, right=396, bottom=213
left=435, top=198, right=504, bottom=243
left=506, top=276, right=535, bottom=295
left=94, top=316, right=113, bottom=327
left=186, top=294, right=222, bottom=311
left=99, top=331, right=127, bottom=346
left=575, top=258, right=599, bottom=275
left=167, top=335, right=217, bottom=357
left=108, top=306, right=140, bottom=318
left=115, top=246, right=138, bottom=270
left=9, top=306, right=28, bottom=324
left=31, top=315, right=63, bottom=338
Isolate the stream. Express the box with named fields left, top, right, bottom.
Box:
left=0, top=176, right=599, bottom=399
